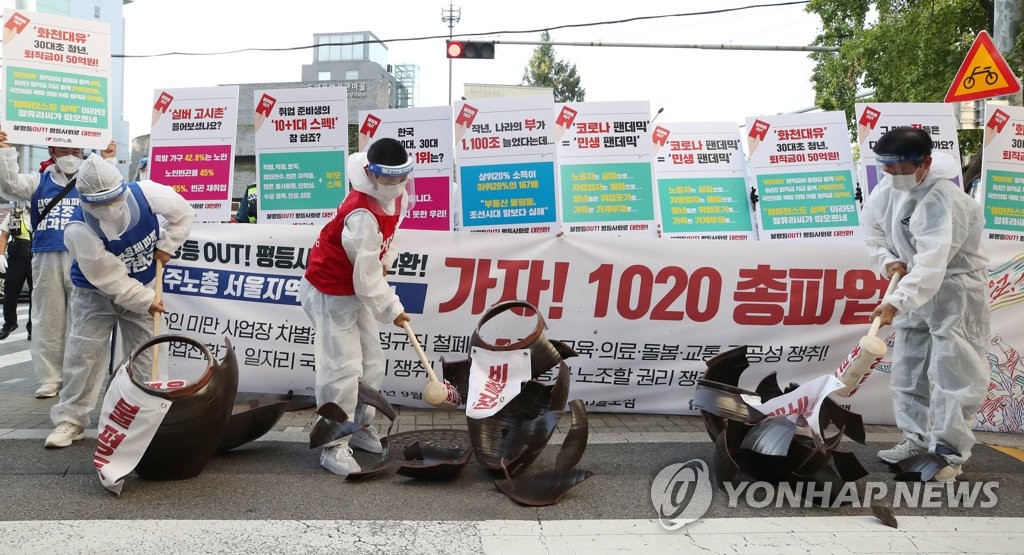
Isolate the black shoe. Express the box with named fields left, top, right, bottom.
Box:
left=0, top=323, right=17, bottom=340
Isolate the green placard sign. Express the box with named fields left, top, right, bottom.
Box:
left=756, top=170, right=858, bottom=231
left=658, top=176, right=752, bottom=234
left=5, top=66, right=108, bottom=129
left=983, top=170, right=1024, bottom=232
left=258, top=151, right=347, bottom=211
left=560, top=162, right=655, bottom=223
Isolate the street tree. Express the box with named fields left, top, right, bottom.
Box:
left=522, top=31, right=586, bottom=102
left=805, top=0, right=1024, bottom=161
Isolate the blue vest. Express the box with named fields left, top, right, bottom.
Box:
left=30, top=172, right=80, bottom=253
left=70, top=183, right=161, bottom=289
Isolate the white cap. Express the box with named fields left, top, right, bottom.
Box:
left=76, top=153, right=127, bottom=204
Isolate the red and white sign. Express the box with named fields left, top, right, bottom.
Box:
left=465, top=347, right=533, bottom=419
left=94, top=369, right=172, bottom=495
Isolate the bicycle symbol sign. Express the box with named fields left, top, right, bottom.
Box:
left=962, top=66, right=999, bottom=90
left=945, top=31, right=1021, bottom=102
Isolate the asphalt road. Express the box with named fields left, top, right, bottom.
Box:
left=2, top=437, right=1021, bottom=522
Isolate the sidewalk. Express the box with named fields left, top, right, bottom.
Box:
left=2, top=309, right=1023, bottom=450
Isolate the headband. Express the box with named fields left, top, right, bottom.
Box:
left=875, top=152, right=924, bottom=164
left=367, top=159, right=414, bottom=177
left=81, top=182, right=128, bottom=204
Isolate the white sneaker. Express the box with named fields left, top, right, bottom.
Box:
left=877, top=438, right=920, bottom=464
left=933, top=463, right=964, bottom=482
left=320, top=444, right=361, bottom=476
left=349, top=425, right=383, bottom=454
left=34, top=382, right=61, bottom=399
left=45, top=422, right=85, bottom=449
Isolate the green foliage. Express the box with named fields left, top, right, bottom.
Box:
left=805, top=0, right=1023, bottom=160
left=522, top=31, right=586, bottom=102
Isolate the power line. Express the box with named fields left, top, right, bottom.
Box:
left=493, top=39, right=835, bottom=53
left=115, top=1, right=811, bottom=59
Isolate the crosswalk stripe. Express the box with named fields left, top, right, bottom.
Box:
left=0, top=517, right=1019, bottom=554
left=0, top=331, right=28, bottom=342
left=0, top=350, right=31, bottom=368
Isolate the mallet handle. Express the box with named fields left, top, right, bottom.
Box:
left=402, top=321, right=441, bottom=384
left=868, top=272, right=902, bottom=338
left=151, top=258, right=164, bottom=381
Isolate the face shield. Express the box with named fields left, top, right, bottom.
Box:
left=77, top=153, right=140, bottom=240
left=366, top=159, right=415, bottom=204
left=876, top=152, right=928, bottom=191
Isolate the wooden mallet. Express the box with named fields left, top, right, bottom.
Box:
left=401, top=321, right=460, bottom=409
left=834, top=272, right=901, bottom=397
left=150, top=258, right=164, bottom=382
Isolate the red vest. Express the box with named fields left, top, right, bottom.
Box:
left=305, top=191, right=400, bottom=295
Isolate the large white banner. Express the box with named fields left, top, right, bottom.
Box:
left=160, top=225, right=1024, bottom=431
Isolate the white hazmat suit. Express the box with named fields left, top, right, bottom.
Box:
left=0, top=148, right=109, bottom=395
left=861, top=152, right=991, bottom=465
left=300, top=152, right=408, bottom=434
left=51, top=154, right=194, bottom=429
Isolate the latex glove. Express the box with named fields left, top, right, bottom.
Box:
left=0, top=256, right=7, bottom=273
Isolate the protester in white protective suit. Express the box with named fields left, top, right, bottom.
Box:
left=44, top=154, right=194, bottom=448
left=0, top=130, right=117, bottom=399
left=861, top=126, right=991, bottom=482
left=300, top=138, right=412, bottom=476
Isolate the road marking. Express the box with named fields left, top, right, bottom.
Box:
left=0, top=517, right=1019, bottom=553
left=989, top=445, right=1024, bottom=463
left=0, top=378, right=25, bottom=384
left=0, top=331, right=28, bottom=342
left=0, top=350, right=31, bottom=368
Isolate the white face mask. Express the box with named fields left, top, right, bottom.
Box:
left=375, top=183, right=406, bottom=202
left=370, top=173, right=410, bottom=203
left=889, top=172, right=920, bottom=191
left=55, top=155, right=83, bottom=175
left=84, top=199, right=130, bottom=240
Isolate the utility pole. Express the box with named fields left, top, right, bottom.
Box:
left=441, top=3, right=461, bottom=105
left=994, top=0, right=1023, bottom=105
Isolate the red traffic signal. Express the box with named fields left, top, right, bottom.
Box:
left=446, top=40, right=495, bottom=59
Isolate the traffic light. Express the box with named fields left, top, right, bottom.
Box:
left=446, top=40, right=495, bottom=60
